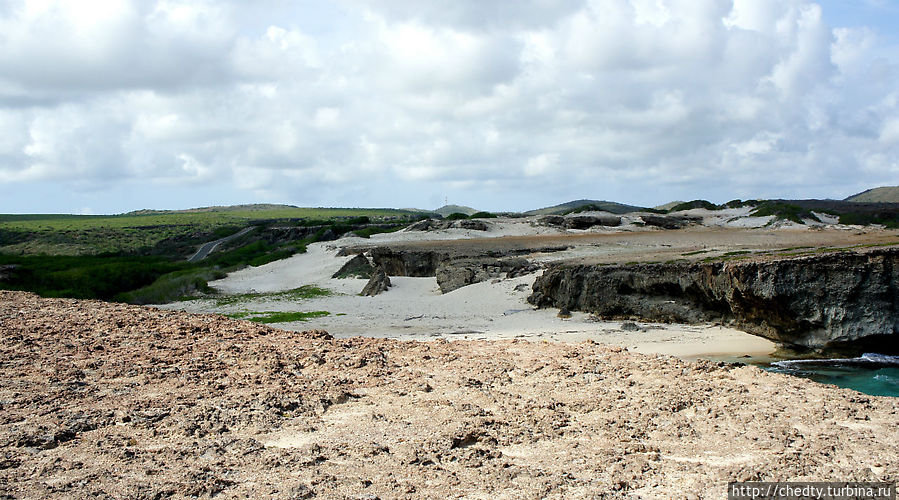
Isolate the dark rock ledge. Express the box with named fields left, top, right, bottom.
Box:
left=528, top=248, right=899, bottom=351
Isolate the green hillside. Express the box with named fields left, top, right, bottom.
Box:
left=845, top=186, right=899, bottom=203
left=526, top=199, right=646, bottom=216
left=434, top=204, right=479, bottom=216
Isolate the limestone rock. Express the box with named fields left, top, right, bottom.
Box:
left=361, top=267, right=391, bottom=296
left=563, top=215, right=622, bottom=229
left=436, top=257, right=539, bottom=293
left=528, top=248, right=899, bottom=350
left=640, top=215, right=686, bottom=230
left=332, top=253, right=375, bottom=279
left=457, top=219, right=488, bottom=231
left=539, top=216, right=566, bottom=227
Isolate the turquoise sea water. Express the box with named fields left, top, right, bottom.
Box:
left=765, top=353, right=899, bottom=398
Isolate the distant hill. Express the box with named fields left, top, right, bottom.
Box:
left=654, top=201, right=685, bottom=211
left=845, top=186, right=899, bottom=203
left=526, top=199, right=646, bottom=216
left=127, top=204, right=299, bottom=215
left=434, top=204, right=479, bottom=216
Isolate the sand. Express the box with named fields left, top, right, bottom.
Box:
left=168, top=237, right=779, bottom=361
left=162, top=215, right=898, bottom=361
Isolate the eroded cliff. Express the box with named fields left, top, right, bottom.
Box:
left=528, top=249, right=899, bottom=350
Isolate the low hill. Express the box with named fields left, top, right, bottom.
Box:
left=654, top=201, right=685, bottom=211
left=527, top=199, right=646, bottom=216
left=845, top=186, right=899, bottom=203
left=434, top=204, right=479, bottom=216
left=127, top=204, right=299, bottom=215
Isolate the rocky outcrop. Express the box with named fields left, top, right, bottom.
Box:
left=407, top=219, right=489, bottom=232
left=4, top=290, right=898, bottom=498
left=436, top=257, right=539, bottom=293
left=332, top=253, right=375, bottom=279
left=564, top=215, right=622, bottom=229
left=368, top=247, right=447, bottom=277
left=539, top=215, right=621, bottom=229
left=338, top=245, right=554, bottom=293
left=0, top=264, right=16, bottom=283
left=361, top=267, right=391, bottom=296
left=640, top=215, right=697, bottom=229
left=528, top=249, right=899, bottom=350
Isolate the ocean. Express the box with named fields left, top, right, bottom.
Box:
left=765, top=353, right=899, bottom=398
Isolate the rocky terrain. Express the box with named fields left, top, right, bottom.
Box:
left=529, top=248, right=899, bottom=351
left=1, top=290, right=898, bottom=498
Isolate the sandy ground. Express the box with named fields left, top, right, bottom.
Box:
left=2, top=291, right=897, bottom=499
left=162, top=217, right=899, bottom=362
left=164, top=215, right=897, bottom=357
left=169, top=241, right=778, bottom=360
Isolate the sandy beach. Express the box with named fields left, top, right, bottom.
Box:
left=161, top=213, right=899, bottom=360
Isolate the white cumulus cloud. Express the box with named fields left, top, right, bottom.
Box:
left=0, top=0, right=897, bottom=213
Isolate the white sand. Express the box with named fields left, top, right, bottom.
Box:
left=159, top=209, right=890, bottom=360
left=165, top=239, right=777, bottom=360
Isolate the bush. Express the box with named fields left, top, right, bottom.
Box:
left=116, top=268, right=226, bottom=305
left=838, top=212, right=899, bottom=228
left=668, top=200, right=719, bottom=212
left=353, top=226, right=403, bottom=238
left=0, top=254, right=185, bottom=300
left=751, top=202, right=818, bottom=224
left=445, top=212, right=469, bottom=220
left=469, top=212, right=497, bottom=219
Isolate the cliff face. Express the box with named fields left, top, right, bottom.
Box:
left=528, top=249, right=899, bottom=350
left=352, top=246, right=544, bottom=293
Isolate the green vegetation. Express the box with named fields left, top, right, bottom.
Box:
left=469, top=211, right=498, bottom=219
left=117, top=268, right=227, bottom=305
left=750, top=202, right=820, bottom=224
left=226, top=310, right=330, bottom=323
left=724, top=199, right=756, bottom=209
left=527, top=199, right=645, bottom=216
left=837, top=212, right=899, bottom=228
left=0, top=205, right=413, bottom=304
left=214, top=285, right=332, bottom=306
left=668, top=200, right=718, bottom=212
left=352, top=225, right=404, bottom=238
left=0, top=206, right=419, bottom=256
left=0, top=254, right=185, bottom=300
left=844, top=186, right=899, bottom=203
left=681, top=249, right=711, bottom=256
left=444, top=212, right=470, bottom=220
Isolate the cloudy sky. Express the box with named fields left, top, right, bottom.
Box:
left=0, top=0, right=897, bottom=214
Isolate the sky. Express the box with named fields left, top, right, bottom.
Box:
left=0, top=0, right=897, bottom=214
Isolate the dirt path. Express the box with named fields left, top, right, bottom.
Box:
left=188, top=226, right=255, bottom=262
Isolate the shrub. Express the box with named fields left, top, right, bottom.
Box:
left=750, top=202, right=819, bottom=224
left=668, top=200, right=719, bottom=212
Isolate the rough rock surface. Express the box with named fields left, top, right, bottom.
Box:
left=529, top=248, right=899, bottom=350
left=0, top=264, right=15, bottom=282
left=538, top=215, right=622, bottom=229
left=406, top=219, right=489, bottom=232
left=640, top=214, right=689, bottom=229
left=564, top=215, right=622, bottom=229
left=361, top=267, right=391, bottom=296
left=332, top=253, right=375, bottom=279
left=361, top=247, right=544, bottom=293
left=0, top=291, right=897, bottom=498
left=436, top=257, right=539, bottom=293
left=367, top=247, right=447, bottom=277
